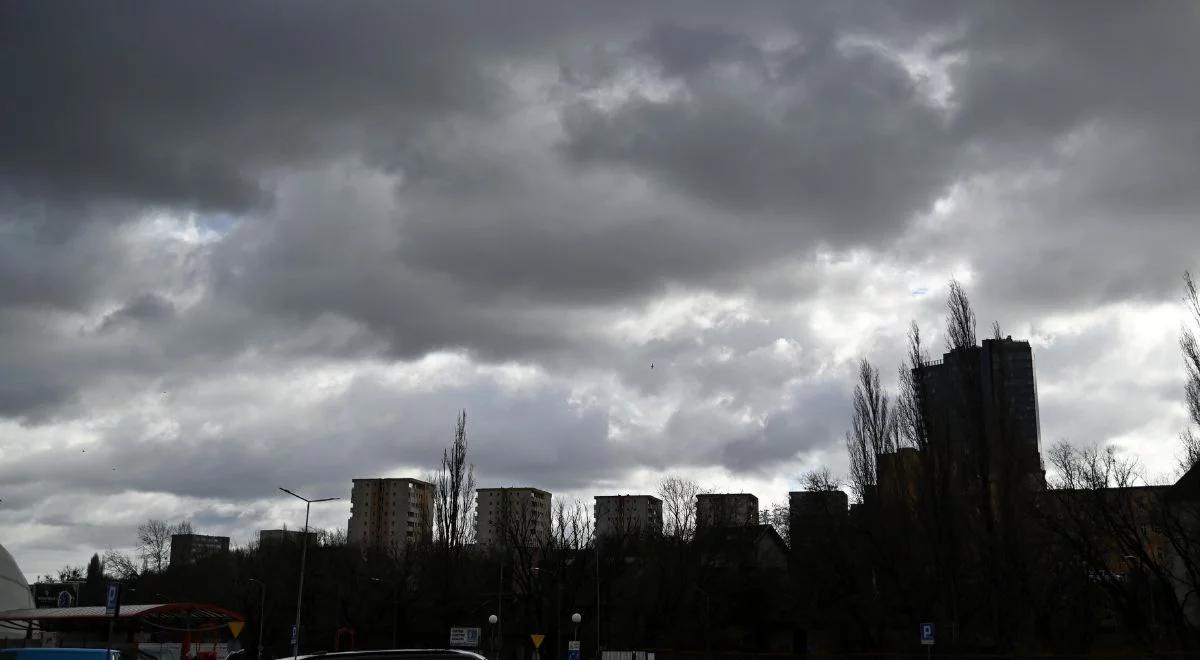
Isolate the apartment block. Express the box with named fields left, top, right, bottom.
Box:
left=696, top=493, right=759, bottom=528
left=475, top=487, right=552, bottom=547
left=168, top=534, right=229, bottom=566
left=348, top=477, right=434, bottom=554
left=594, top=494, right=663, bottom=537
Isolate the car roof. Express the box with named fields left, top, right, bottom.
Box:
left=299, top=651, right=486, bottom=660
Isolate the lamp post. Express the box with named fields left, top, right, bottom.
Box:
left=280, top=487, right=340, bottom=660
left=488, top=614, right=499, bottom=660
left=571, top=613, right=581, bottom=642
left=249, top=579, right=267, bottom=660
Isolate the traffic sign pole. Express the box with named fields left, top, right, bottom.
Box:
left=920, top=622, right=935, bottom=658
left=104, top=583, right=121, bottom=660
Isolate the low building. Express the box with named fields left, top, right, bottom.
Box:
left=594, top=495, right=663, bottom=537
left=476, top=487, right=552, bottom=547
left=347, top=477, right=434, bottom=554
left=258, top=529, right=318, bottom=546
left=695, top=524, right=789, bottom=570
left=697, top=493, right=759, bottom=528
left=168, top=534, right=229, bottom=566
left=788, top=490, right=848, bottom=551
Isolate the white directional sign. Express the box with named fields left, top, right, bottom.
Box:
left=449, top=627, right=481, bottom=647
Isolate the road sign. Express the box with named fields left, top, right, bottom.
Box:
left=229, top=622, right=245, bottom=638
left=567, top=642, right=580, bottom=660
left=290, top=624, right=298, bottom=645
left=105, top=583, right=121, bottom=617
left=530, top=634, right=545, bottom=649
left=920, top=622, right=935, bottom=645
left=449, top=627, right=481, bottom=647
left=57, top=591, right=72, bottom=608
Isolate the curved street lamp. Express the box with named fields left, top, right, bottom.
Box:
left=279, top=487, right=339, bottom=660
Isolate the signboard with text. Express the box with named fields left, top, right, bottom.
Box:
left=449, top=627, right=481, bottom=647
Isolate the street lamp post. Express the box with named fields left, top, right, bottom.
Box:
left=249, top=579, right=267, bottom=660
left=571, top=613, right=581, bottom=643
left=488, top=614, right=499, bottom=660
left=280, top=487, right=340, bottom=660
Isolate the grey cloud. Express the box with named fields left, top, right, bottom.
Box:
left=97, top=294, right=177, bottom=333
left=559, top=22, right=957, bottom=240
left=5, top=0, right=1200, bottom=578
left=721, top=379, right=850, bottom=474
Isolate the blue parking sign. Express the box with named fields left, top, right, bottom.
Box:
left=105, top=583, right=121, bottom=617
left=920, top=622, right=935, bottom=645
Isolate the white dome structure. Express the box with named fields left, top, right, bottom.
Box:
left=0, top=543, right=33, bottom=638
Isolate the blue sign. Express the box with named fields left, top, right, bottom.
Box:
left=57, top=591, right=72, bottom=608
left=105, top=583, right=121, bottom=617
left=567, top=641, right=580, bottom=660
left=920, top=622, right=935, bottom=645
left=291, top=624, right=298, bottom=645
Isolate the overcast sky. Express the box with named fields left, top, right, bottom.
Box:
left=3, top=1, right=1199, bottom=581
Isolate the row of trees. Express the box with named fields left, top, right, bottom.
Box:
left=802, top=275, right=1200, bottom=653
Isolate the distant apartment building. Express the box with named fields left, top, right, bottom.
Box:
left=475, top=487, right=552, bottom=547
left=169, top=534, right=229, bottom=566
left=258, top=529, right=318, bottom=546
left=788, top=489, right=848, bottom=546
left=876, top=446, right=921, bottom=504
left=594, top=495, right=663, bottom=537
left=914, top=336, right=1044, bottom=488
left=347, top=477, right=434, bottom=554
left=696, top=493, right=759, bottom=528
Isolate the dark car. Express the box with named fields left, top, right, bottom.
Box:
left=298, top=651, right=486, bottom=660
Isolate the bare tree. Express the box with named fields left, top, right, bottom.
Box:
left=434, top=410, right=477, bottom=551
left=760, top=501, right=792, bottom=546
left=845, top=360, right=895, bottom=504
left=173, top=520, right=194, bottom=536
left=946, top=278, right=977, bottom=352
left=801, top=466, right=842, bottom=492
left=57, top=565, right=83, bottom=582
left=318, top=528, right=348, bottom=547
left=657, top=475, right=703, bottom=541
left=1181, top=272, right=1200, bottom=473
left=137, top=519, right=174, bottom=572
left=102, top=549, right=140, bottom=580
left=552, top=498, right=594, bottom=551
left=896, top=322, right=929, bottom=452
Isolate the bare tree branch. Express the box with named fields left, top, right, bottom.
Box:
left=845, top=360, right=895, bottom=504
left=137, top=519, right=174, bottom=573
left=434, top=409, right=476, bottom=552
left=946, top=278, right=977, bottom=352
left=657, top=475, right=703, bottom=541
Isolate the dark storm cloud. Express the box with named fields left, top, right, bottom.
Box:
left=0, top=2, right=503, bottom=216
